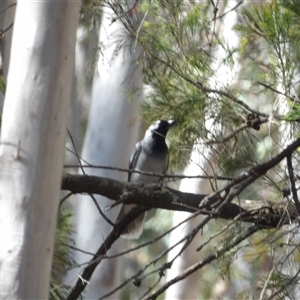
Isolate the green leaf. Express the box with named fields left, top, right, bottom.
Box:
left=0, top=76, right=6, bottom=95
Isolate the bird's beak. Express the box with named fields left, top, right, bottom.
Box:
left=167, top=119, right=176, bottom=127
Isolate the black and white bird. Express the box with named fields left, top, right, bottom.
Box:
left=116, top=119, right=176, bottom=239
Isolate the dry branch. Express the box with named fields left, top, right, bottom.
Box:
left=61, top=173, right=297, bottom=228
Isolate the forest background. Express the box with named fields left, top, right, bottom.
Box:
left=1, top=1, right=300, bottom=299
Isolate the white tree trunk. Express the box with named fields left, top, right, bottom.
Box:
left=66, top=27, right=98, bottom=169
left=0, top=2, right=80, bottom=299
left=66, top=6, right=143, bottom=298
left=165, top=146, right=214, bottom=299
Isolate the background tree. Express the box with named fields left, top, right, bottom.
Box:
left=65, top=2, right=144, bottom=298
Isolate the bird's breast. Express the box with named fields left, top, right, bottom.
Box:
left=130, top=150, right=168, bottom=183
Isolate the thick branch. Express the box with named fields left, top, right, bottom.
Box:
left=61, top=173, right=297, bottom=228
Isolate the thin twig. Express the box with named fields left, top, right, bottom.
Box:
left=142, top=224, right=264, bottom=300
left=67, top=129, right=85, bottom=174
left=259, top=265, right=275, bottom=300
left=136, top=208, right=233, bottom=299
left=105, top=211, right=202, bottom=259
left=209, top=0, right=218, bottom=51
left=110, top=0, right=139, bottom=25
left=258, top=81, right=300, bottom=103
left=59, top=192, right=73, bottom=209
left=67, top=129, right=114, bottom=226
left=104, top=196, right=127, bottom=211
left=67, top=206, right=148, bottom=300
left=1, top=22, right=14, bottom=35
left=133, top=0, right=151, bottom=51
left=0, top=2, right=16, bottom=15
left=98, top=211, right=204, bottom=299
left=64, top=164, right=232, bottom=181
left=89, top=193, right=115, bottom=227
left=65, top=146, right=90, bottom=167
left=215, top=1, right=244, bottom=20
left=286, top=155, right=300, bottom=215
left=59, top=242, right=96, bottom=257
left=204, top=122, right=267, bottom=145
left=139, top=275, right=161, bottom=300
left=266, top=269, right=300, bottom=300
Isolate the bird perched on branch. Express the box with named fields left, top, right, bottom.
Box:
left=116, top=119, right=176, bottom=239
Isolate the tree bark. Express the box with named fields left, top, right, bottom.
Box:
left=61, top=173, right=297, bottom=228
left=0, top=2, right=80, bottom=298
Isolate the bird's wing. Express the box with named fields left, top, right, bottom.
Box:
left=128, top=141, right=142, bottom=182
left=164, top=152, right=169, bottom=173
left=161, top=152, right=169, bottom=182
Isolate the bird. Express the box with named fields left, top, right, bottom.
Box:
left=116, top=119, right=176, bottom=239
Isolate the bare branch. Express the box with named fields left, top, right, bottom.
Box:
left=99, top=212, right=203, bottom=299
left=266, top=269, right=300, bottom=300
left=59, top=192, right=73, bottom=209
left=215, top=1, right=244, bottom=20
left=63, top=164, right=233, bottom=181
left=66, top=206, right=148, bottom=300
left=204, top=116, right=268, bottom=145
left=0, top=2, right=16, bottom=15
left=142, top=224, right=264, bottom=300
left=105, top=211, right=201, bottom=260
left=67, top=129, right=114, bottom=226
left=257, top=81, right=300, bottom=104
left=89, top=193, right=115, bottom=227
left=110, top=0, right=139, bottom=25
left=286, top=155, right=300, bottom=215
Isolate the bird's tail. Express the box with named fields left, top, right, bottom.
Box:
left=116, top=204, right=147, bottom=239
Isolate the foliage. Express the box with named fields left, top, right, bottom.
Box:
left=49, top=207, right=76, bottom=300
left=0, top=76, right=5, bottom=95
left=80, top=0, right=103, bottom=29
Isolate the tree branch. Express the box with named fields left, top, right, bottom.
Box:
left=142, top=224, right=264, bottom=300
left=63, top=164, right=232, bottom=181
left=286, top=154, right=300, bottom=215
left=63, top=137, right=300, bottom=299
left=61, top=174, right=295, bottom=229
left=66, top=206, right=148, bottom=300
left=62, top=138, right=300, bottom=227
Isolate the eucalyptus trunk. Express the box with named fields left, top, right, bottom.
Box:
left=0, top=2, right=80, bottom=298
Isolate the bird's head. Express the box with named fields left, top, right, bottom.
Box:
left=145, top=119, right=176, bottom=140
